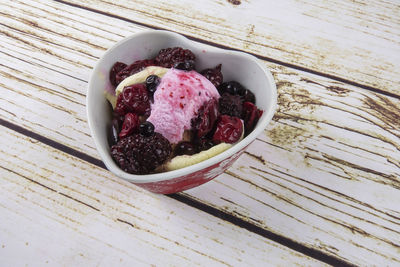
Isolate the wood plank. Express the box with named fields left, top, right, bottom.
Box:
left=1, top=0, right=400, bottom=265
left=0, top=126, right=323, bottom=266
left=56, top=0, right=400, bottom=96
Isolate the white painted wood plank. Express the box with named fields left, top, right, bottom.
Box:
left=0, top=126, right=323, bottom=267
left=58, top=0, right=400, bottom=96
left=1, top=0, right=400, bottom=265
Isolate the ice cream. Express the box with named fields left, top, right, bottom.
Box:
left=147, top=68, right=220, bottom=144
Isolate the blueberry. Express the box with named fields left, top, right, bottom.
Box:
left=195, top=138, right=215, bottom=152
left=145, top=75, right=160, bottom=95
left=175, top=142, right=196, bottom=156
left=173, top=60, right=195, bottom=71
left=218, top=81, right=245, bottom=95
left=139, top=121, right=155, bottom=136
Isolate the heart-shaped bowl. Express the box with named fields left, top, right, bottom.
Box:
left=87, top=30, right=277, bottom=194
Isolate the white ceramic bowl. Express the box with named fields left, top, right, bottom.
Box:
left=87, top=30, right=277, bottom=194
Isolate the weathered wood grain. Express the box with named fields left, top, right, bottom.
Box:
left=56, top=0, right=400, bottom=96
left=0, top=126, right=324, bottom=266
left=1, top=0, right=400, bottom=265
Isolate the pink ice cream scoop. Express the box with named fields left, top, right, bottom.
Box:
left=147, top=68, right=220, bottom=144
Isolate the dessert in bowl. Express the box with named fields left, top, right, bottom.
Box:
left=87, top=30, right=277, bottom=194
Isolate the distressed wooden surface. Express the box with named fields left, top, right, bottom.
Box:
left=0, top=126, right=324, bottom=266
left=57, top=0, right=400, bottom=96
left=1, top=0, right=400, bottom=265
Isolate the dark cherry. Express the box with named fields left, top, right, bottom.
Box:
left=109, top=62, right=127, bottom=87
left=213, top=115, right=243, bottom=144
left=218, top=81, right=245, bottom=96
left=119, top=84, right=150, bottom=115
left=114, top=93, right=130, bottom=116
left=119, top=113, right=140, bottom=139
left=145, top=75, right=161, bottom=95
left=139, top=121, right=155, bottom=136
left=108, top=117, right=120, bottom=145
left=175, top=141, right=196, bottom=156
left=242, top=101, right=262, bottom=135
left=191, top=98, right=219, bottom=138
left=115, top=59, right=155, bottom=85
left=200, top=64, right=223, bottom=88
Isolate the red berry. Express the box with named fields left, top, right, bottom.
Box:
left=200, top=64, right=223, bottom=88
left=109, top=62, right=127, bottom=87
left=242, top=102, right=262, bottom=135
left=114, top=94, right=129, bottom=116
left=115, top=84, right=150, bottom=116
left=119, top=113, right=140, bottom=139
left=191, top=98, right=219, bottom=138
left=115, top=59, right=155, bottom=85
left=213, top=115, right=243, bottom=144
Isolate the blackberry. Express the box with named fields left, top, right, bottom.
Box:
left=218, top=81, right=245, bottom=95
left=115, top=59, right=155, bottom=85
left=200, top=64, right=223, bottom=88
left=155, top=47, right=196, bottom=68
left=111, top=133, right=171, bottom=175
left=219, top=93, right=243, bottom=118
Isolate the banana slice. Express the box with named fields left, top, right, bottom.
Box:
left=162, top=143, right=233, bottom=171
left=105, top=91, right=117, bottom=108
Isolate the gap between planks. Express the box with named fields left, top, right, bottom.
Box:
left=0, top=117, right=354, bottom=267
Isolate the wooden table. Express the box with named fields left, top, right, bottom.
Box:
left=1, top=0, right=399, bottom=266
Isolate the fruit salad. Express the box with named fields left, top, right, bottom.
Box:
left=105, top=47, right=262, bottom=175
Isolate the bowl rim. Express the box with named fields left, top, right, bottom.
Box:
left=87, top=30, right=277, bottom=184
